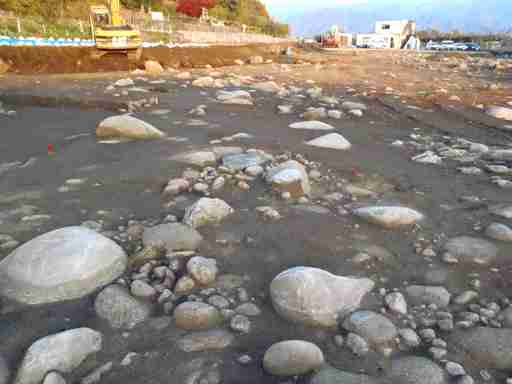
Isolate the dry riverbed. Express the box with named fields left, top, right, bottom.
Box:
left=0, top=48, right=512, bottom=384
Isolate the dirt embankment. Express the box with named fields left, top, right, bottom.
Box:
left=0, top=44, right=290, bottom=75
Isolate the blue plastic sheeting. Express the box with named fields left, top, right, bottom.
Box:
left=0, top=36, right=95, bottom=46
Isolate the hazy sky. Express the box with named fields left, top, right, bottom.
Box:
left=261, top=0, right=368, bottom=18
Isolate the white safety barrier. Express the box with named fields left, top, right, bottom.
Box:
left=0, top=36, right=95, bottom=46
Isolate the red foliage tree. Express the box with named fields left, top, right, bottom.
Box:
left=176, top=0, right=217, bottom=17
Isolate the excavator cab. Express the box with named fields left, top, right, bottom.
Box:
left=90, top=1, right=142, bottom=61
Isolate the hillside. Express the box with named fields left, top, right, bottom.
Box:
left=0, top=0, right=288, bottom=36
left=284, top=0, right=512, bottom=37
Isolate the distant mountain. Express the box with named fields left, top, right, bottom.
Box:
left=284, top=0, right=512, bottom=36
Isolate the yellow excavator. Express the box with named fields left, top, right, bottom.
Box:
left=89, top=0, right=142, bottom=60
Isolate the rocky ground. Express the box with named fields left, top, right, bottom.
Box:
left=0, top=48, right=512, bottom=384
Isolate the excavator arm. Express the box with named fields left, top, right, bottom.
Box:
left=110, top=0, right=123, bottom=26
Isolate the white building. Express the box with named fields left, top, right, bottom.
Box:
left=356, top=20, right=418, bottom=49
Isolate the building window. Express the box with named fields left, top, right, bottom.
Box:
left=382, top=24, right=391, bottom=30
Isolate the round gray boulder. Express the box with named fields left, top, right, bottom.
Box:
left=270, top=267, right=374, bottom=327
left=95, top=284, right=153, bottom=329
left=263, top=340, right=324, bottom=376
left=485, top=223, right=512, bottom=242
left=352, top=206, right=423, bottom=229
left=14, top=328, right=102, bottom=384
left=342, top=310, right=398, bottom=347
left=174, top=302, right=223, bottom=330
left=0, top=227, right=127, bottom=306
left=443, top=237, right=498, bottom=265
left=183, top=198, right=234, bottom=228
left=42, top=372, right=66, bottom=384
left=386, top=356, right=446, bottom=384
left=142, top=223, right=203, bottom=252
left=96, top=115, right=165, bottom=140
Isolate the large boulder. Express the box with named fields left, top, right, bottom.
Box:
left=342, top=310, right=398, bottom=347
left=94, top=285, right=153, bottom=329
left=263, top=340, right=324, bottom=376
left=266, top=160, right=311, bottom=198
left=14, top=328, right=102, bottom=384
left=183, top=198, right=234, bottom=228
left=352, top=206, right=424, bottom=229
left=142, top=223, right=203, bottom=252
left=252, top=81, right=281, bottom=93
left=386, top=356, right=446, bottom=384
left=485, top=105, right=512, bottom=121
left=0, top=227, right=127, bottom=306
left=310, top=366, right=380, bottom=384
left=449, top=327, right=512, bottom=369
left=96, top=115, right=165, bottom=140
left=222, top=152, right=270, bottom=171
left=306, top=133, right=351, bottom=150
left=485, top=223, right=512, bottom=242
left=443, top=236, right=498, bottom=265
left=174, top=302, right=223, bottom=330
left=341, top=101, right=367, bottom=111
left=289, top=121, right=335, bottom=131
left=270, top=267, right=374, bottom=327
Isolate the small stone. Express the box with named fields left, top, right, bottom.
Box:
left=445, top=361, right=466, bottom=376
left=263, top=340, right=324, bottom=376
left=255, top=206, right=281, bottom=220
left=177, top=329, right=235, bottom=352
left=334, top=335, right=344, bottom=347
left=429, top=347, right=447, bottom=360
left=385, top=292, right=407, bottom=315
left=438, top=318, right=454, bottom=331
left=43, top=372, right=66, bottom=384
left=174, top=302, right=223, bottom=330
left=208, top=295, right=230, bottom=309
left=237, top=355, right=252, bottom=365
left=187, top=257, right=218, bottom=285
left=130, top=280, right=157, bottom=299
left=174, top=276, right=196, bottom=295
left=419, top=328, right=436, bottom=342
left=456, top=375, right=474, bottom=384
left=230, top=314, right=251, bottom=334
left=346, top=333, right=369, bottom=356
left=454, top=291, right=479, bottom=305
left=120, top=352, right=138, bottom=366
left=235, top=303, right=261, bottom=317
left=398, top=328, right=421, bottom=348
left=406, top=286, right=451, bottom=308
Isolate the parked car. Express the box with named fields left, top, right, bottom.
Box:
left=453, top=43, right=469, bottom=51
left=440, top=40, right=457, bottom=50
left=465, top=43, right=481, bottom=51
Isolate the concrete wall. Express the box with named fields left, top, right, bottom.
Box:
left=174, top=30, right=292, bottom=45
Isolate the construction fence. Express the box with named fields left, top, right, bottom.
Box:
left=0, top=12, right=291, bottom=45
